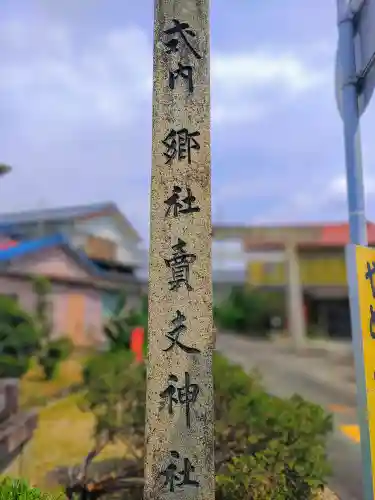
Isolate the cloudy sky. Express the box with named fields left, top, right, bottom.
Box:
left=1, top=0, right=375, bottom=246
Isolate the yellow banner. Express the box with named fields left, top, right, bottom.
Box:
left=356, top=246, right=375, bottom=392
left=355, top=244, right=375, bottom=494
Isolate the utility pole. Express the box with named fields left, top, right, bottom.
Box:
left=336, top=0, right=373, bottom=498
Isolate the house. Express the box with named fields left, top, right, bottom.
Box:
left=213, top=221, right=375, bottom=339
left=0, top=233, right=143, bottom=346
left=0, top=202, right=147, bottom=346
left=0, top=202, right=144, bottom=269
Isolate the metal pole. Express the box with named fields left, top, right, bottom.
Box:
left=337, top=1, right=372, bottom=498
left=338, top=0, right=367, bottom=245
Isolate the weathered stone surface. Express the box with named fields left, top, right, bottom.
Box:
left=0, top=378, right=38, bottom=474
left=0, top=379, right=18, bottom=423
left=145, top=1, right=214, bottom=500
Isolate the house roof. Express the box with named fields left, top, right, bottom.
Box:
left=214, top=221, right=375, bottom=250
left=0, top=233, right=102, bottom=275
left=0, top=202, right=142, bottom=243
left=0, top=233, right=139, bottom=286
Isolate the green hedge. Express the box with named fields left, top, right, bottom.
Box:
left=0, top=478, right=62, bottom=500
left=214, top=286, right=285, bottom=335
left=213, top=355, right=332, bottom=499
left=79, top=350, right=333, bottom=499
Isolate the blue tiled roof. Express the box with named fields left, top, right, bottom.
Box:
left=0, top=234, right=63, bottom=261
left=0, top=233, right=104, bottom=276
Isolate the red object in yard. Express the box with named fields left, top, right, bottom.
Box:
left=131, top=327, right=144, bottom=363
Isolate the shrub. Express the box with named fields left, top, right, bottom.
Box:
left=104, top=291, right=148, bottom=351
left=0, top=356, right=30, bottom=378
left=214, top=355, right=332, bottom=499
left=48, top=337, right=73, bottom=362
left=0, top=296, right=40, bottom=378
left=0, top=477, right=62, bottom=500
left=77, top=350, right=332, bottom=499
left=82, top=350, right=146, bottom=450
left=214, top=286, right=285, bottom=336
left=38, top=337, right=74, bottom=380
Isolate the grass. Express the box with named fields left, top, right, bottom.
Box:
left=0, top=477, right=63, bottom=499
left=7, top=392, right=129, bottom=492
left=4, top=351, right=128, bottom=493
left=19, top=354, right=86, bottom=409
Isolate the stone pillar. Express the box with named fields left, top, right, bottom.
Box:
left=144, top=1, right=214, bottom=500
left=285, top=243, right=307, bottom=349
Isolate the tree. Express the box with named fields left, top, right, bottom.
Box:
left=0, top=163, right=12, bottom=177
left=32, top=276, right=72, bottom=380
left=32, top=276, right=53, bottom=345
left=0, top=296, right=40, bottom=378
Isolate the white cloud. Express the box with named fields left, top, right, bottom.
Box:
left=0, top=20, right=152, bottom=130
left=328, top=175, right=347, bottom=196
left=327, top=174, right=375, bottom=199
left=211, top=50, right=330, bottom=125
left=212, top=51, right=328, bottom=93
left=0, top=13, right=332, bottom=133
left=249, top=172, right=375, bottom=226
left=212, top=102, right=266, bottom=125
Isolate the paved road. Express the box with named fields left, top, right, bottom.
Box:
left=217, top=333, right=363, bottom=500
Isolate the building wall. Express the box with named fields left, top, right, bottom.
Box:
left=72, top=216, right=141, bottom=267
left=0, top=276, right=104, bottom=346
left=0, top=277, right=36, bottom=312
left=0, top=247, right=106, bottom=346
left=55, top=284, right=103, bottom=345
left=247, top=248, right=347, bottom=287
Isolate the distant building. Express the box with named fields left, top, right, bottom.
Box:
left=213, top=221, right=375, bottom=339
left=0, top=201, right=143, bottom=268
left=0, top=203, right=146, bottom=346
